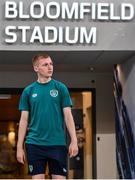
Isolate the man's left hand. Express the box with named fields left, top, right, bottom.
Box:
left=68, top=141, right=78, bottom=158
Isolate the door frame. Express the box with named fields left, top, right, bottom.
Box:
left=69, top=88, right=96, bottom=179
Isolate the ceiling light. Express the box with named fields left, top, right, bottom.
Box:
left=89, top=67, right=94, bottom=71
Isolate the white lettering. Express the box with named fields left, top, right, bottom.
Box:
left=58, top=27, right=63, bottom=43
left=46, top=2, right=60, bottom=19
left=4, top=2, right=135, bottom=21
left=30, top=1, right=44, bottom=19
left=18, top=26, right=30, bottom=43
left=62, top=2, right=79, bottom=19
left=80, top=27, right=96, bottom=44
left=5, top=26, right=17, bottom=43
left=44, top=26, right=57, bottom=43
left=110, top=3, right=120, bottom=20
left=98, top=3, right=109, bottom=20
left=5, top=1, right=17, bottom=18
left=121, top=3, right=134, bottom=20
left=19, top=1, right=30, bottom=19
left=65, top=26, right=79, bottom=44
left=30, top=26, right=44, bottom=43
left=80, top=3, right=91, bottom=19
left=4, top=26, right=97, bottom=44
left=91, top=3, right=96, bottom=20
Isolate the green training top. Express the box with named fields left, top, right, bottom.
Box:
left=19, top=79, right=72, bottom=146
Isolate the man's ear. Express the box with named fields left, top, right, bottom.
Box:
left=33, top=65, right=38, bottom=72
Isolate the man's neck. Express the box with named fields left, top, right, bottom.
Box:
left=37, top=77, right=51, bottom=83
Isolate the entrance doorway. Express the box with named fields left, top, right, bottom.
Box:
left=68, top=90, right=95, bottom=179
left=0, top=88, right=95, bottom=179
left=0, top=92, right=23, bottom=179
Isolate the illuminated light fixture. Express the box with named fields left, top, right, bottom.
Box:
left=8, top=131, right=16, bottom=146
left=0, top=94, right=11, bottom=99
left=89, top=67, right=94, bottom=71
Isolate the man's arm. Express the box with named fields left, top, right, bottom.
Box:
left=63, top=107, right=78, bottom=157
left=16, top=111, right=29, bottom=164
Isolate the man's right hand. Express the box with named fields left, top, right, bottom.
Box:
left=16, top=147, right=25, bottom=164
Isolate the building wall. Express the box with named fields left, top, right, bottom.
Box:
left=0, top=0, right=135, bottom=50
left=0, top=70, right=116, bottom=178
left=0, top=0, right=124, bottom=177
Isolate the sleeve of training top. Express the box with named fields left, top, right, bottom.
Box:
left=19, top=89, right=30, bottom=111
left=60, top=83, right=73, bottom=108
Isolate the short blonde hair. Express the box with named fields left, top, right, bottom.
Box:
left=32, top=53, right=50, bottom=66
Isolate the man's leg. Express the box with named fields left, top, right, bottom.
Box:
left=32, top=174, right=45, bottom=179
left=52, top=174, right=66, bottom=179
left=48, top=159, right=67, bottom=179
left=48, top=146, right=68, bottom=179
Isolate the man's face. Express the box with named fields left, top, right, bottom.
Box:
left=34, top=57, right=53, bottom=78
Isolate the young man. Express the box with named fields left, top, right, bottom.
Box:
left=16, top=54, right=78, bottom=179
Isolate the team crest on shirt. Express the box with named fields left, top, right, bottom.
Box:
left=29, top=165, right=33, bottom=172
left=32, top=93, right=37, bottom=98
left=50, top=89, right=58, bottom=97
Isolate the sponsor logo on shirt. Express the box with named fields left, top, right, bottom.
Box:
left=32, top=93, right=37, bottom=98
left=50, top=89, right=58, bottom=97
